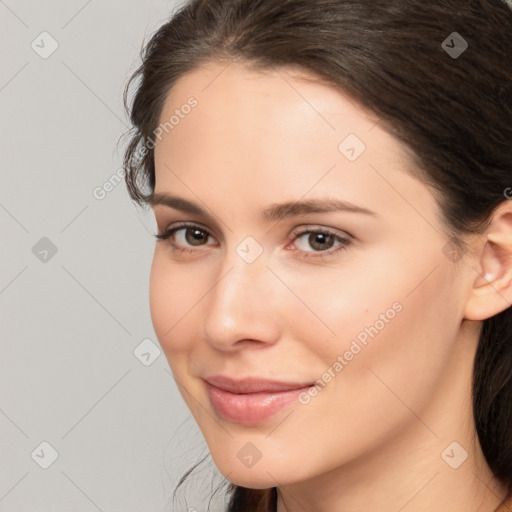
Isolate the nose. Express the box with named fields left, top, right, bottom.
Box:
left=202, top=249, right=281, bottom=351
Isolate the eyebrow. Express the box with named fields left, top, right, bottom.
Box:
left=149, top=193, right=377, bottom=221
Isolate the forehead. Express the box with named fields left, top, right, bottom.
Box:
left=155, top=61, right=402, bottom=170
left=158, top=60, right=379, bottom=139
left=151, top=61, right=437, bottom=231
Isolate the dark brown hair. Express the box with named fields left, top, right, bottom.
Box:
left=121, top=1, right=512, bottom=510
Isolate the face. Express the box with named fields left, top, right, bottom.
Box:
left=150, top=61, right=470, bottom=488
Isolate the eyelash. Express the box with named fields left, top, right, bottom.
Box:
left=154, top=222, right=352, bottom=259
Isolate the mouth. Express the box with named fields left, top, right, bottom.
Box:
left=204, top=375, right=315, bottom=425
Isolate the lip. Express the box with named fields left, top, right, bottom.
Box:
left=204, top=375, right=314, bottom=425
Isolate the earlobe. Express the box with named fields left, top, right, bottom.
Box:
left=463, top=204, right=512, bottom=321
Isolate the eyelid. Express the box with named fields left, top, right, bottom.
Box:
left=155, top=213, right=223, bottom=239
left=289, top=224, right=353, bottom=242
left=155, top=221, right=219, bottom=243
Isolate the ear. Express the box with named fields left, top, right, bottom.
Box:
left=464, top=200, right=512, bottom=321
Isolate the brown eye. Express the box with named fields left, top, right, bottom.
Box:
left=154, top=223, right=217, bottom=250
left=184, top=227, right=209, bottom=246
left=307, top=232, right=336, bottom=251
left=291, top=228, right=352, bottom=259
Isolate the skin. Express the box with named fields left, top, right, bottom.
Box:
left=149, top=60, right=512, bottom=511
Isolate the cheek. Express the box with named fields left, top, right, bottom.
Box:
left=343, top=276, right=458, bottom=411
left=271, top=259, right=403, bottom=365
left=283, top=248, right=461, bottom=405
left=148, top=252, right=199, bottom=361
left=245, top=263, right=461, bottom=480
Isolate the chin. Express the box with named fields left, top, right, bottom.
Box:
left=219, top=468, right=279, bottom=490
left=210, top=448, right=305, bottom=489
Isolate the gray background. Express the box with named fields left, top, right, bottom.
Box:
left=0, top=1, right=224, bottom=511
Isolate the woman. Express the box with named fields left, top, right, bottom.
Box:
left=122, top=0, right=512, bottom=510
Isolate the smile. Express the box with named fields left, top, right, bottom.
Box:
left=204, top=375, right=314, bottom=425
